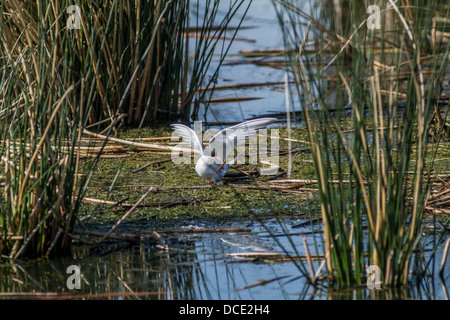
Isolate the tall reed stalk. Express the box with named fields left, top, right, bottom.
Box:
left=275, top=0, right=449, bottom=287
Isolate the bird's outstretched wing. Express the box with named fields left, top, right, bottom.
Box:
left=208, top=118, right=277, bottom=160
left=170, top=124, right=205, bottom=155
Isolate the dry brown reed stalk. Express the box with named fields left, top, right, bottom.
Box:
left=83, top=129, right=196, bottom=154
left=94, top=187, right=156, bottom=245
left=234, top=276, right=290, bottom=291
left=82, top=195, right=212, bottom=209
left=227, top=251, right=324, bottom=263
left=439, top=239, right=450, bottom=278
left=181, top=96, right=263, bottom=104
left=131, top=158, right=173, bottom=173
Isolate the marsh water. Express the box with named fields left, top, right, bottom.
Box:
left=1, top=217, right=449, bottom=299
left=1, top=0, right=449, bottom=300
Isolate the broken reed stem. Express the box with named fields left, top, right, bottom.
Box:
left=95, top=187, right=155, bottom=245
left=83, top=129, right=196, bottom=154
left=73, top=227, right=252, bottom=248
left=440, top=239, right=450, bottom=278
left=302, top=236, right=316, bottom=283
left=131, top=158, right=172, bottom=173
left=46, top=228, right=64, bottom=257
left=285, top=72, right=292, bottom=178
left=145, top=227, right=251, bottom=235
left=82, top=195, right=212, bottom=209
left=235, top=276, right=289, bottom=291
left=13, top=211, right=53, bottom=259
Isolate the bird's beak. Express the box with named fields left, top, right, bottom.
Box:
left=215, top=158, right=227, bottom=173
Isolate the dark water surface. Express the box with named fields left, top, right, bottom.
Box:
left=1, top=217, right=449, bottom=300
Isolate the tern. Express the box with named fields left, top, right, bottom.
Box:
left=171, top=118, right=277, bottom=184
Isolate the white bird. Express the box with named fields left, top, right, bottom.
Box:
left=171, top=118, right=277, bottom=184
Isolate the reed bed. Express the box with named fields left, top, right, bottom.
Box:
left=0, top=0, right=87, bottom=258
left=275, top=0, right=450, bottom=287
left=0, top=0, right=250, bottom=258
left=0, top=0, right=250, bottom=127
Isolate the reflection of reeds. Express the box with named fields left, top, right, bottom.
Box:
left=0, top=0, right=250, bottom=258
left=275, top=0, right=449, bottom=287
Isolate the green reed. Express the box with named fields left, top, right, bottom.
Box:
left=275, top=0, right=449, bottom=287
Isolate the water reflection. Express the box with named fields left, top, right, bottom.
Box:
left=0, top=218, right=448, bottom=300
